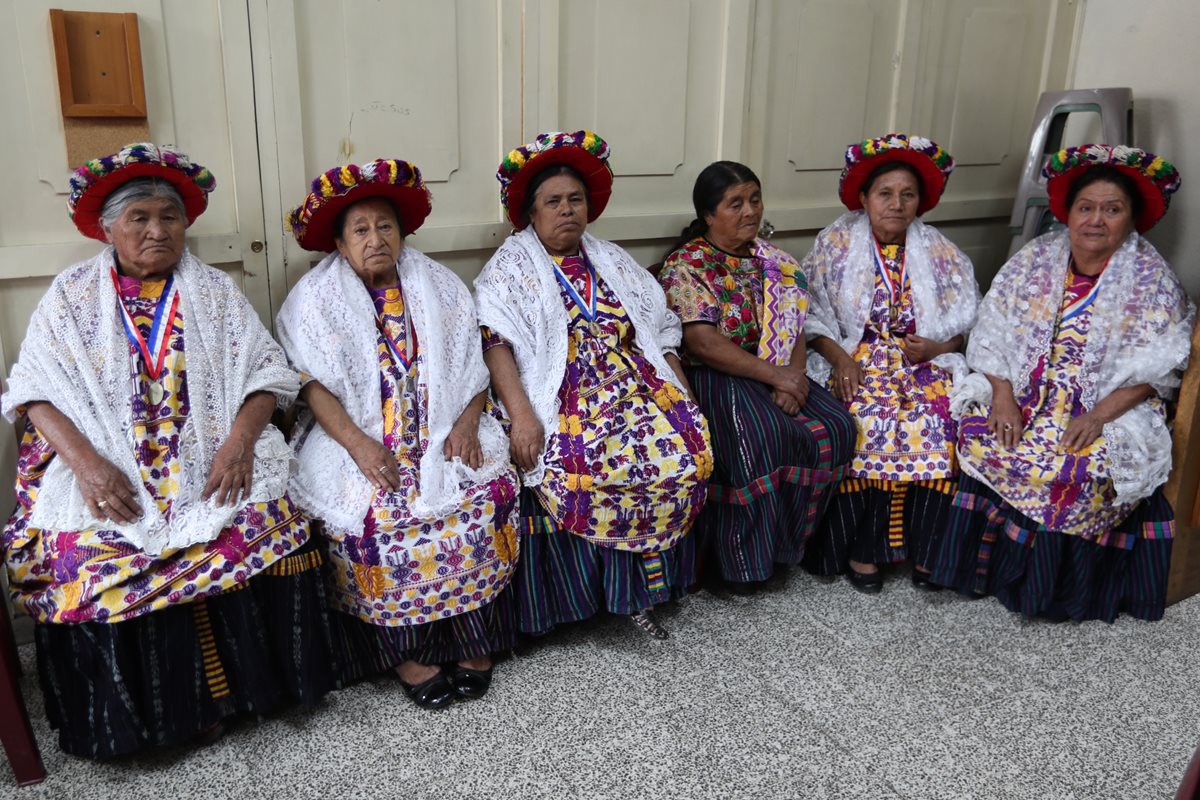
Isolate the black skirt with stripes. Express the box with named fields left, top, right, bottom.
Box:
left=802, top=478, right=956, bottom=575
left=32, top=537, right=339, bottom=760
left=686, top=368, right=855, bottom=585
left=928, top=474, right=1174, bottom=622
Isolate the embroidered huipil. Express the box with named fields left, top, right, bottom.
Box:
left=957, top=266, right=1162, bottom=542
left=2, top=274, right=308, bottom=624
left=320, top=285, right=518, bottom=626
left=486, top=253, right=712, bottom=553
left=841, top=241, right=957, bottom=481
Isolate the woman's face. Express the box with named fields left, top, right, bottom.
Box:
left=336, top=198, right=403, bottom=288
left=104, top=197, right=187, bottom=279
left=859, top=168, right=920, bottom=244
left=1067, top=179, right=1136, bottom=262
left=527, top=173, right=588, bottom=257
left=704, top=181, right=762, bottom=252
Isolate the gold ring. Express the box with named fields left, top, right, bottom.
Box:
left=377, top=465, right=388, bottom=473
left=1003, top=423, right=1013, bottom=431
left=97, top=500, right=108, bottom=509
left=841, top=376, right=850, bottom=382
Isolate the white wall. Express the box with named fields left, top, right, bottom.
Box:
left=1071, top=0, right=1200, bottom=298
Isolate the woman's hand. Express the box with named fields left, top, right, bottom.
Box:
left=444, top=416, right=484, bottom=469
left=1061, top=412, right=1104, bottom=453
left=771, top=389, right=801, bottom=416
left=900, top=334, right=944, bottom=364
left=509, top=409, right=545, bottom=472
left=347, top=434, right=401, bottom=492
left=770, top=363, right=809, bottom=409
left=203, top=436, right=256, bottom=507
left=987, top=391, right=1024, bottom=449
left=77, top=453, right=143, bottom=524
left=830, top=354, right=863, bottom=403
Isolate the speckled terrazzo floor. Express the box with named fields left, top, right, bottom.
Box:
left=3, top=568, right=1198, bottom=800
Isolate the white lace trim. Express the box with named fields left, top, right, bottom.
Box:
left=275, top=247, right=509, bottom=532
left=802, top=211, right=980, bottom=387
left=1, top=247, right=298, bottom=555
left=474, top=227, right=684, bottom=485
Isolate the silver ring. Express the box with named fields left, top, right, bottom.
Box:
left=1003, top=423, right=1013, bottom=431
left=841, top=376, right=850, bottom=382
left=377, top=465, right=388, bottom=473
left=97, top=499, right=108, bottom=509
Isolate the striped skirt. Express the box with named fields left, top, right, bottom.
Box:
left=514, top=489, right=695, bottom=635
left=32, top=538, right=338, bottom=760
left=928, top=474, right=1174, bottom=622
left=328, top=591, right=517, bottom=683
left=685, top=368, right=855, bottom=586
left=803, top=479, right=956, bottom=575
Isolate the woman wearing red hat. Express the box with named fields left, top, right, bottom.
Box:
left=802, top=134, right=980, bottom=593
left=1, top=143, right=336, bottom=758
left=277, top=159, right=519, bottom=708
left=475, top=131, right=712, bottom=640
left=930, top=145, right=1194, bottom=622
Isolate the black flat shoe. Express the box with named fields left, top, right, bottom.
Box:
left=398, top=670, right=455, bottom=709
left=448, top=664, right=494, bottom=699
left=911, top=568, right=941, bottom=592
left=846, top=567, right=883, bottom=595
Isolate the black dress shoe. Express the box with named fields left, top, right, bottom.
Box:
left=911, top=568, right=941, bottom=592
left=398, top=670, right=455, bottom=709
left=448, top=664, right=494, bottom=699
left=846, top=567, right=883, bottom=594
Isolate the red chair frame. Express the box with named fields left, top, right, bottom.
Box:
left=0, top=605, right=45, bottom=786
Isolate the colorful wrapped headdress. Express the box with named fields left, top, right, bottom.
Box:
left=67, top=143, right=216, bottom=241
left=838, top=133, right=955, bottom=216
left=287, top=159, right=432, bottom=252
left=1044, top=144, right=1180, bottom=233
left=497, top=130, right=613, bottom=229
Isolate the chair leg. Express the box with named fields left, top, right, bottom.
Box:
left=0, top=607, right=45, bottom=786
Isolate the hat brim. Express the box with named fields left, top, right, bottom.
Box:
left=1046, top=163, right=1167, bottom=234
left=72, top=162, right=210, bottom=241
left=295, top=183, right=432, bottom=252
left=839, top=149, right=947, bottom=216
left=503, top=148, right=613, bottom=230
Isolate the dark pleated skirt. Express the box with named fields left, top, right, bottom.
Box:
left=328, top=588, right=517, bottom=684
left=928, top=474, right=1174, bottom=622
left=33, top=538, right=338, bottom=760
left=803, top=479, right=956, bottom=575
left=686, top=368, right=855, bottom=585
left=514, top=489, right=695, bottom=635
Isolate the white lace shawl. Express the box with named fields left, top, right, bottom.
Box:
left=275, top=246, right=509, bottom=532
left=802, top=211, right=980, bottom=386
left=1, top=247, right=298, bottom=555
left=951, top=229, right=1196, bottom=503
left=474, top=227, right=684, bottom=485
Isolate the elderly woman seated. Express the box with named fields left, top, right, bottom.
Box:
left=0, top=144, right=334, bottom=759
left=801, top=134, right=980, bottom=593
left=929, top=145, right=1194, bottom=622
left=475, top=131, right=712, bottom=640
left=277, top=159, right=518, bottom=708
left=657, top=161, right=856, bottom=594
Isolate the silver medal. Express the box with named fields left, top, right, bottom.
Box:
left=148, top=382, right=164, bottom=405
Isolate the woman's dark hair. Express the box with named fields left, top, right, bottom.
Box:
left=521, top=164, right=588, bottom=227
left=860, top=160, right=923, bottom=201
left=333, top=197, right=402, bottom=243
left=1065, top=165, right=1143, bottom=222
left=665, top=161, right=762, bottom=260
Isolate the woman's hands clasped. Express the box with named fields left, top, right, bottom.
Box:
left=770, top=363, right=810, bottom=416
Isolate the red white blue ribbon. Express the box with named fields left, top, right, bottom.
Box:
left=375, top=287, right=417, bottom=371
left=552, top=254, right=597, bottom=322
left=872, top=239, right=906, bottom=305
left=111, top=267, right=180, bottom=381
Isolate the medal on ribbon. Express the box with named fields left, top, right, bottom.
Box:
left=873, top=240, right=906, bottom=324
left=553, top=255, right=600, bottom=336
left=112, top=267, right=180, bottom=405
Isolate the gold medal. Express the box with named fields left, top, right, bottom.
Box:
left=148, top=382, right=164, bottom=405
left=590, top=321, right=602, bottom=337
